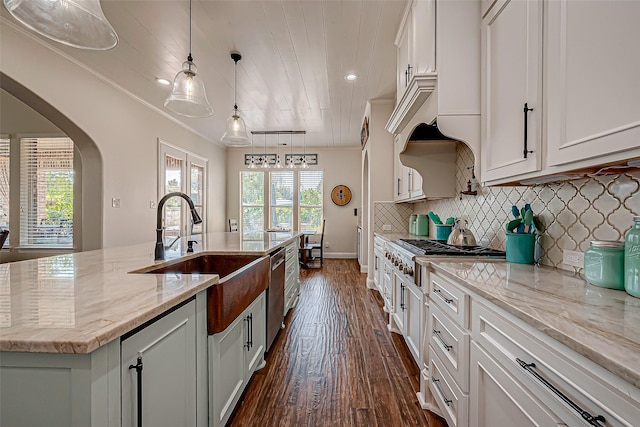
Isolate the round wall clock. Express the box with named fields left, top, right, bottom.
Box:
left=331, top=185, right=352, bottom=206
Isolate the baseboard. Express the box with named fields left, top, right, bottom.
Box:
left=325, top=252, right=357, bottom=259
left=366, top=277, right=376, bottom=289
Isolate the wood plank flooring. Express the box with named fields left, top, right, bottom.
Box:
left=228, top=259, right=447, bottom=427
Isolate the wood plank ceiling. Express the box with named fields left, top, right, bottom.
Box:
left=1, top=0, right=406, bottom=148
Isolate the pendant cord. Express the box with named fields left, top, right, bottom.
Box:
left=188, top=0, right=192, bottom=59
left=234, top=59, right=238, bottom=110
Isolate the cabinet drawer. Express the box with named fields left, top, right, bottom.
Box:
left=429, top=303, right=470, bottom=393
left=430, top=349, right=469, bottom=427
left=472, top=300, right=640, bottom=427
left=285, top=243, right=297, bottom=260
left=430, top=273, right=469, bottom=329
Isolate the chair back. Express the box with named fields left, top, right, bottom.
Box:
left=228, top=219, right=239, bottom=232
left=0, top=229, right=9, bottom=250
left=319, top=219, right=325, bottom=243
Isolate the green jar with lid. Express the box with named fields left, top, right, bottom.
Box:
left=584, top=240, right=625, bottom=290
left=624, top=216, right=640, bottom=298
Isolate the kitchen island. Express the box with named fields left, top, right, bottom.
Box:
left=0, top=231, right=301, bottom=427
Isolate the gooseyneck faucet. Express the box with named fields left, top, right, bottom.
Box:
left=155, top=192, right=203, bottom=260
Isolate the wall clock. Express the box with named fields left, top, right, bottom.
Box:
left=331, top=185, right=352, bottom=206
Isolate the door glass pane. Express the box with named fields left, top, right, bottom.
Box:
left=242, top=207, right=264, bottom=234
left=299, top=170, right=323, bottom=231
left=190, top=164, right=204, bottom=235
left=164, top=154, right=182, bottom=237
left=270, top=171, right=293, bottom=230
left=0, top=139, right=9, bottom=231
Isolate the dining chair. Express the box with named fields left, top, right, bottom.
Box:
left=307, top=220, right=325, bottom=266
left=0, top=229, right=9, bottom=250
left=228, top=219, right=239, bottom=232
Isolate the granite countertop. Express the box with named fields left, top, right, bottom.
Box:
left=417, top=258, right=640, bottom=388
left=0, top=231, right=301, bottom=354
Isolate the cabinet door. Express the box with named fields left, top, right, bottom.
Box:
left=546, top=0, right=640, bottom=167
left=382, top=261, right=393, bottom=311
left=396, top=7, right=412, bottom=102
left=470, top=342, right=562, bottom=427
left=410, top=168, right=424, bottom=199
left=394, top=137, right=410, bottom=201
left=404, top=281, right=423, bottom=365
left=209, top=316, right=246, bottom=427
left=245, top=293, right=266, bottom=375
left=121, top=300, right=197, bottom=427
left=481, top=0, right=542, bottom=182
left=410, top=0, right=436, bottom=75
left=392, top=271, right=406, bottom=334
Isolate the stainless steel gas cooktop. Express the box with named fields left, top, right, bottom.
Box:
left=396, top=239, right=506, bottom=257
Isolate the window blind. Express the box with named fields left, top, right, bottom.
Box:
left=20, top=137, right=74, bottom=248
left=241, top=171, right=265, bottom=233
left=299, top=170, right=323, bottom=231
left=0, top=138, right=9, bottom=231
left=270, top=171, right=294, bottom=230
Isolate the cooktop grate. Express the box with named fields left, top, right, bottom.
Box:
left=397, top=239, right=506, bottom=257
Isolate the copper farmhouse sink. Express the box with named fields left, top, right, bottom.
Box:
left=133, top=254, right=270, bottom=334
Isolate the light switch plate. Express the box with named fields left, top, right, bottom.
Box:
left=563, top=250, right=584, bottom=268
left=382, top=224, right=392, bottom=231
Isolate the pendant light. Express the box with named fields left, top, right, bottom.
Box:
left=262, top=134, right=269, bottom=168
left=287, top=133, right=296, bottom=169
left=221, top=52, right=250, bottom=146
left=3, top=0, right=118, bottom=50
left=164, top=0, right=213, bottom=118
left=248, top=134, right=256, bottom=169
left=275, top=135, right=283, bottom=169
left=301, top=133, right=309, bottom=168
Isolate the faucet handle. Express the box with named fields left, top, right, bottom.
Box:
left=187, top=240, right=198, bottom=253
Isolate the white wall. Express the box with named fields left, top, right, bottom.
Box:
left=226, top=147, right=361, bottom=257
left=0, top=23, right=227, bottom=250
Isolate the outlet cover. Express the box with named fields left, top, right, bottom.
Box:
left=382, top=224, right=392, bottom=231
left=150, top=201, right=156, bottom=209
left=111, top=198, right=121, bottom=208
left=563, top=250, right=584, bottom=268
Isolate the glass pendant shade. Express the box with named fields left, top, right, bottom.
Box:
left=4, top=0, right=118, bottom=50
left=221, top=108, right=249, bottom=146
left=164, top=57, right=213, bottom=118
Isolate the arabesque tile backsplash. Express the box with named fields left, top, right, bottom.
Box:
left=412, top=144, right=640, bottom=271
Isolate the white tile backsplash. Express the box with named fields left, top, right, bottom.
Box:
left=373, top=202, right=413, bottom=234
left=411, top=143, right=639, bottom=271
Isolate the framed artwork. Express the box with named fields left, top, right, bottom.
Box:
left=360, top=116, right=369, bottom=148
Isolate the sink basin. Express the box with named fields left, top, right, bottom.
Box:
left=134, top=254, right=270, bottom=334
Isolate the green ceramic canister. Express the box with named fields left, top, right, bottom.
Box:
left=625, top=216, right=640, bottom=298
left=584, top=240, right=625, bottom=290
left=416, top=214, right=429, bottom=236
left=409, top=214, right=417, bottom=235
left=505, top=232, right=535, bottom=264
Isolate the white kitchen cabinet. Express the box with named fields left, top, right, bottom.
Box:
left=545, top=0, right=640, bottom=168
left=381, top=257, right=394, bottom=312
left=394, top=136, right=411, bottom=201
left=121, top=299, right=197, bottom=427
left=284, top=242, right=299, bottom=314
left=391, top=267, right=423, bottom=366
left=373, top=237, right=384, bottom=293
left=392, top=270, right=407, bottom=334
left=469, top=342, right=562, bottom=427
left=430, top=350, right=469, bottom=427
left=481, top=0, right=543, bottom=182
left=209, top=291, right=266, bottom=427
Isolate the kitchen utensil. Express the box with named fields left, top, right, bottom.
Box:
left=523, top=209, right=534, bottom=233
left=447, top=219, right=477, bottom=246
left=532, top=216, right=545, bottom=233
left=445, top=217, right=455, bottom=225
left=506, top=218, right=522, bottom=233
left=511, top=205, right=520, bottom=218
left=428, top=211, right=442, bottom=225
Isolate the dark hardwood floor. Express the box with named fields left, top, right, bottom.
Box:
left=228, top=259, right=447, bottom=427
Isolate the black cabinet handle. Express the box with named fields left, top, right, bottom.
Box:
left=432, top=376, right=452, bottom=406
left=400, top=283, right=406, bottom=311
left=523, top=103, right=534, bottom=159
left=129, top=356, right=144, bottom=427
left=248, top=313, right=253, bottom=349
left=433, top=329, right=453, bottom=351
left=433, top=288, right=453, bottom=304
left=397, top=178, right=401, bottom=196
left=516, top=358, right=605, bottom=426
left=244, top=316, right=251, bottom=350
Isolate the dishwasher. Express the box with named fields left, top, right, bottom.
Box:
left=266, top=248, right=285, bottom=352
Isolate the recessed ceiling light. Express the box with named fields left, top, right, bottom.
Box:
left=344, top=73, right=358, bottom=81
left=155, top=77, right=171, bottom=86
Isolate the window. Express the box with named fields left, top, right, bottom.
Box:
left=240, top=170, right=323, bottom=233
left=20, top=137, right=74, bottom=248
left=241, top=171, right=264, bottom=235
left=0, top=138, right=9, bottom=231
left=159, top=141, right=207, bottom=238
left=299, top=170, right=323, bottom=232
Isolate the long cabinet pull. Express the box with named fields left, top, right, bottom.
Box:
left=397, top=178, right=401, bottom=196
left=433, top=288, right=453, bottom=304
left=244, top=316, right=251, bottom=350
left=128, top=356, right=144, bottom=427
left=400, top=283, right=406, bottom=311
left=523, top=103, right=534, bottom=159
left=248, top=313, right=253, bottom=349
left=433, top=329, right=453, bottom=351
left=516, top=358, right=605, bottom=427
left=431, top=376, right=453, bottom=407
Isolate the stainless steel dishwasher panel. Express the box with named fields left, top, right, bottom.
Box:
left=266, top=248, right=285, bottom=351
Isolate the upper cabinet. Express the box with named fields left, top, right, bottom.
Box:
left=545, top=0, right=640, bottom=167
left=481, top=0, right=640, bottom=186
left=481, top=0, right=543, bottom=182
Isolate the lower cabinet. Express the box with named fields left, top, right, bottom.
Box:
left=121, top=299, right=197, bottom=427
left=390, top=268, right=423, bottom=366
left=469, top=342, right=561, bottom=427
left=284, top=242, right=300, bottom=314
left=209, top=291, right=266, bottom=427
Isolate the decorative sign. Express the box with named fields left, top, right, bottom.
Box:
left=360, top=116, right=369, bottom=148
left=331, top=185, right=352, bottom=206
left=285, top=153, right=318, bottom=166
left=244, top=153, right=318, bottom=167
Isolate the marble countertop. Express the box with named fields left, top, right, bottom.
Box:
left=418, top=258, right=640, bottom=388
left=0, top=231, right=300, bottom=354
